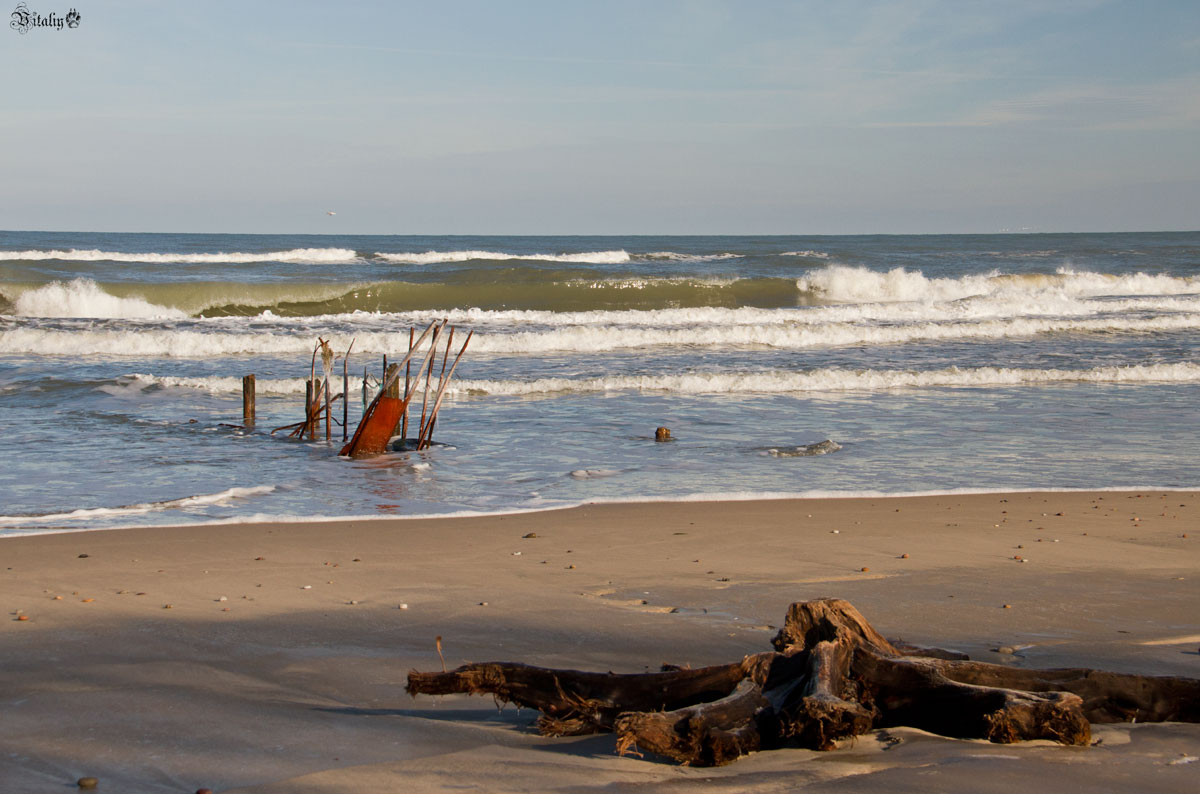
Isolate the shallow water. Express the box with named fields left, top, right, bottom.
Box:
left=1, top=231, right=1197, bottom=534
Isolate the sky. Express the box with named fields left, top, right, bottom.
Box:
left=2, top=0, right=1198, bottom=235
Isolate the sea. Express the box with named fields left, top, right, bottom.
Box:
left=1, top=231, right=1197, bottom=536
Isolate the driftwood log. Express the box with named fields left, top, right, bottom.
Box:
left=406, top=598, right=1200, bottom=766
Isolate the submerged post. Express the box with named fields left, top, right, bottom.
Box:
left=305, top=380, right=313, bottom=437
left=307, top=378, right=323, bottom=440
left=242, top=374, right=256, bottom=426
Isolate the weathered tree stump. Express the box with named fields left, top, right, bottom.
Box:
left=405, top=598, right=1200, bottom=766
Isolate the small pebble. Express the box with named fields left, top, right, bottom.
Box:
left=479, top=601, right=489, bottom=606
left=522, top=532, right=537, bottom=538
left=217, top=596, right=228, bottom=602
left=16, top=615, right=29, bottom=621
left=1013, top=555, right=1023, bottom=560
left=860, top=567, right=870, bottom=572
left=77, top=778, right=99, bottom=790
left=77, top=554, right=89, bottom=559
left=1002, top=604, right=1012, bottom=609
left=163, top=604, right=173, bottom=609
left=81, top=598, right=94, bottom=603
left=302, top=585, right=312, bottom=590
left=567, top=564, right=576, bottom=569
left=831, top=530, right=839, bottom=534
left=996, top=646, right=1015, bottom=655
left=398, top=603, right=408, bottom=610
left=900, top=553, right=909, bottom=559
left=52, top=595, right=63, bottom=600
left=511, top=551, right=521, bottom=556
left=349, top=600, right=359, bottom=605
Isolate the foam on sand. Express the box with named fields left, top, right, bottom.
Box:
left=0, top=485, right=276, bottom=528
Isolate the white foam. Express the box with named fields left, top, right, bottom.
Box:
left=466, top=314, right=1200, bottom=354
left=8, top=486, right=1194, bottom=538
left=0, top=485, right=276, bottom=526
left=640, top=251, right=743, bottom=262
left=374, top=249, right=631, bottom=265
left=569, top=468, right=621, bottom=479
left=782, top=250, right=832, bottom=259
left=5, top=310, right=1199, bottom=357
left=13, top=279, right=187, bottom=319
left=797, top=265, right=1200, bottom=303
left=0, top=247, right=359, bottom=264
left=102, top=362, right=1200, bottom=399
left=453, top=362, right=1200, bottom=397
left=352, top=294, right=1200, bottom=330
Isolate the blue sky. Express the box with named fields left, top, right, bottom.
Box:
left=2, top=0, right=1198, bottom=234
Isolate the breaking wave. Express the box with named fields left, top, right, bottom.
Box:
left=797, top=265, right=1200, bottom=303
left=450, top=363, right=1200, bottom=396
left=0, top=247, right=359, bottom=264
left=110, top=363, right=1200, bottom=397
left=5, top=266, right=1196, bottom=319
left=4, top=312, right=1199, bottom=357
left=374, top=249, right=632, bottom=265
left=11, top=279, right=187, bottom=319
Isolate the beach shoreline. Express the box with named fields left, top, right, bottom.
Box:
left=2, top=490, right=1197, bottom=792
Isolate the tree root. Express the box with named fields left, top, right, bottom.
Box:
left=405, top=598, right=1200, bottom=766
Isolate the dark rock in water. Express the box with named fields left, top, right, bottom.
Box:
left=76, top=777, right=99, bottom=790
left=655, top=427, right=672, bottom=442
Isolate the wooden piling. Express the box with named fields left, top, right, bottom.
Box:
left=417, top=329, right=473, bottom=450
left=427, top=326, right=454, bottom=443
left=418, top=325, right=440, bottom=438
left=402, top=326, right=414, bottom=441
left=324, top=377, right=332, bottom=441
left=307, top=378, right=323, bottom=439
left=385, top=364, right=401, bottom=398
left=305, top=380, right=313, bottom=438
left=242, top=374, right=256, bottom=426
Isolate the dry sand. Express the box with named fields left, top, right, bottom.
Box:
left=1, top=491, right=1197, bottom=793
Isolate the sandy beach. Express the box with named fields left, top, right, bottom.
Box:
left=2, top=491, right=1197, bottom=793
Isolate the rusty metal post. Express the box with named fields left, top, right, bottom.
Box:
left=242, top=374, right=255, bottom=426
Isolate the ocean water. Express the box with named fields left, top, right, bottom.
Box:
left=1, top=231, right=1197, bottom=535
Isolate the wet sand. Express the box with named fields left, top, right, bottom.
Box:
left=1, top=491, right=1197, bottom=792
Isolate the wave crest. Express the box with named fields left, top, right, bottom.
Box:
left=0, top=247, right=359, bottom=264
left=797, top=265, right=1200, bottom=303
left=12, top=279, right=187, bottom=319
left=375, top=249, right=631, bottom=265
